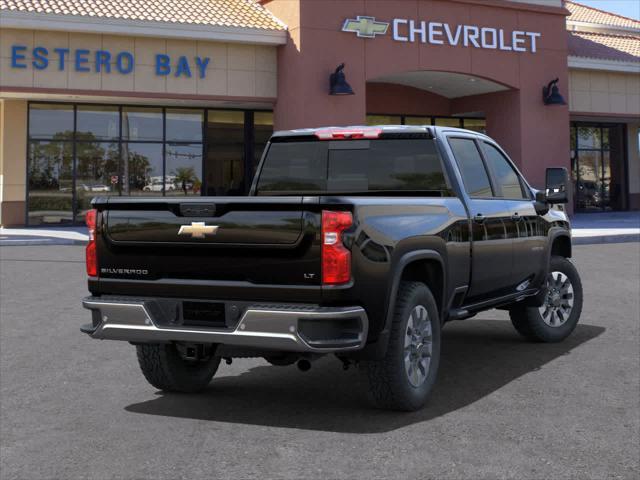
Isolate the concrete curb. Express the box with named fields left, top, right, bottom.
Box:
left=0, top=227, right=89, bottom=246
left=573, top=234, right=640, bottom=245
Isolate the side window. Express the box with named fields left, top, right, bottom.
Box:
left=448, top=138, right=493, bottom=198
left=483, top=143, right=527, bottom=199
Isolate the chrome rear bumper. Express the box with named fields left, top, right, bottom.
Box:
left=82, top=296, right=368, bottom=353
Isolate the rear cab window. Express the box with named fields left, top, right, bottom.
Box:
left=255, top=138, right=453, bottom=196
left=481, top=142, right=529, bottom=199
left=447, top=137, right=494, bottom=198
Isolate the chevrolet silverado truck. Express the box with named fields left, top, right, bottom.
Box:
left=81, top=125, right=582, bottom=411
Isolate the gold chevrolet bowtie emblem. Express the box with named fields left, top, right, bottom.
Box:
left=342, top=16, right=389, bottom=38
left=178, top=222, right=219, bottom=239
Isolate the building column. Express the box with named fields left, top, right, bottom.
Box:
left=627, top=122, right=640, bottom=210
left=265, top=0, right=367, bottom=130
left=0, top=99, right=28, bottom=227
left=453, top=87, right=570, bottom=194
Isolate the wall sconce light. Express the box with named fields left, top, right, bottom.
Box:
left=543, top=78, right=567, bottom=106
left=329, top=63, right=354, bottom=95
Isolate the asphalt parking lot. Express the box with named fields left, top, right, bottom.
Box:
left=1, top=243, right=638, bottom=479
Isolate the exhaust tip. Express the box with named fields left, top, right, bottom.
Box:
left=297, top=359, right=311, bottom=372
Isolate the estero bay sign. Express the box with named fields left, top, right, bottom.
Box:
left=343, top=16, right=542, bottom=53
left=9, top=45, right=211, bottom=78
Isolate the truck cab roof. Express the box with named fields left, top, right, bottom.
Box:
left=270, top=125, right=492, bottom=142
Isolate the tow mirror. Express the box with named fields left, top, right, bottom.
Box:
left=545, top=167, right=569, bottom=204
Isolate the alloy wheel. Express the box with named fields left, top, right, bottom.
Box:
left=404, top=305, right=433, bottom=387
left=539, top=271, right=575, bottom=327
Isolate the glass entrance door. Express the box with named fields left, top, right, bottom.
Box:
left=571, top=123, right=627, bottom=212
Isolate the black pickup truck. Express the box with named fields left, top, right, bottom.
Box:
left=81, top=125, right=582, bottom=411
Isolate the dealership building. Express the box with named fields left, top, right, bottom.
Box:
left=0, top=0, right=638, bottom=226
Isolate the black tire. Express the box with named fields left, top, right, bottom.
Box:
left=136, top=343, right=221, bottom=393
left=361, top=281, right=441, bottom=411
left=510, top=255, right=583, bottom=343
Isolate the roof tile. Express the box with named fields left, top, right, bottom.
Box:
left=566, top=1, right=640, bottom=30
left=568, top=30, right=640, bottom=62
left=0, top=0, right=286, bottom=30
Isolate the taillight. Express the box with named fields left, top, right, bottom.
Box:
left=315, top=127, right=382, bottom=140
left=85, top=209, right=98, bottom=277
left=322, top=210, right=353, bottom=285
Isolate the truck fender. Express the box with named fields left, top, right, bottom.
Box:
left=382, top=249, right=446, bottom=337
left=524, top=230, right=571, bottom=308
left=548, top=230, right=572, bottom=259
left=543, top=230, right=572, bottom=279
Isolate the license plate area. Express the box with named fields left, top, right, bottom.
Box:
left=182, top=301, right=226, bottom=327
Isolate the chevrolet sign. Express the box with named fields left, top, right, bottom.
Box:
left=342, top=16, right=390, bottom=38
left=342, top=16, right=541, bottom=53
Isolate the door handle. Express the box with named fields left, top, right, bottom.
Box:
left=474, top=213, right=486, bottom=224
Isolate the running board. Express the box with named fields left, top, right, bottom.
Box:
left=448, top=309, right=474, bottom=321
left=455, top=288, right=540, bottom=316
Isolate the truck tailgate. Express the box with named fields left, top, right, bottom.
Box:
left=93, top=197, right=322, bottom=291
left=103, top=197, right=308, bottom=245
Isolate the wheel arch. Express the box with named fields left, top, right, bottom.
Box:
left=400, top=259, right=445, bottom=318
left=550, top=233, right=572, bottom=259
left=383, top=250, right=447, bottom=336
left=517, top=231, right=572, bottom=310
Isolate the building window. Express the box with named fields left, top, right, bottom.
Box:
left=366, top=115, right=402, bottom=126
left=119, top=107, right=166, bottom=200
left=462, top=118, right=487, bottom=134
left=166, top=109, right=204, bottom=143
left=28, top=104, right=74, bottom=140
left=27, top=140, right=74, bottom=225
left=367, top=114, right=486, bottom=134
left=75, top=141, right=120, bottom=220
left=122, top=107, right=163, bottom=141
left=26, top=103, right=273, bottom=225
left=571, top=122, right=627, bottom=212
left=434, top=117, right=462, bottom=128
left=205, top=110, right=245, bottom=196
left=76, top=105, right=120, bottom=141
left=124, top=143, right=164, bottom=197
left=166, top=143, right=203, bottom=196
left=403, top=117, right=431, bottom=126
left=254, top=112, right=274, bottom=174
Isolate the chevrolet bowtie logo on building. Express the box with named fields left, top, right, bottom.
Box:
left=178, top=222, right=219, bottom=239
left=342, top=16, right=389, bottom=38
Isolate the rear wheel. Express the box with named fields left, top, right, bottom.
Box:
left=361, top=281, right=441, bottom=411
left=136, top=343, right=221, bottom=393
left=510, top=256, right=583, bottom=342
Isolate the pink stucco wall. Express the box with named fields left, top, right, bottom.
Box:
left=366, top=83, right=451, bottom=117
left=264, top=0, right=571, bottom=190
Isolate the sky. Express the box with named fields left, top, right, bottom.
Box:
left=576, top=0, right=640, bottom=20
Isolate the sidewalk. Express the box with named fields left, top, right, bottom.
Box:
left=571, top=212, right=640, bottom=245
left=1, top=212, right=638, bottom=246
left=0, top=226, right=88, bottom=246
